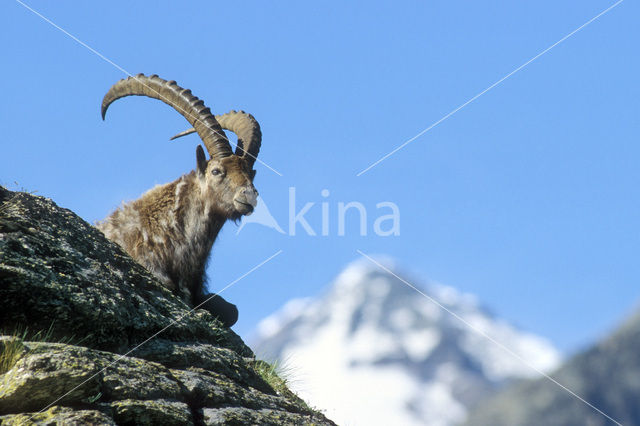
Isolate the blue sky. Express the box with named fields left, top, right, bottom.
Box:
left=1, top=1, right=638, bottom=353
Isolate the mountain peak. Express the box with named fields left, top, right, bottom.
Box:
left=253, top=258, right=560, bottom=425
left=330, top=257, right=479, bottom=309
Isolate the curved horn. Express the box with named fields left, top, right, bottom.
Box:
left=170, top=110, right=261, bottom=169
left=215, top=110, right=261, bottom=169
left=101, top=74, right=233, bottom=160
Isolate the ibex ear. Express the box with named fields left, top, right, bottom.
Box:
left=196, top=145, right=207, bottom=176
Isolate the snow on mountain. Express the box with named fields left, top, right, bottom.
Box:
left=251, top=258, right=561, bottom=426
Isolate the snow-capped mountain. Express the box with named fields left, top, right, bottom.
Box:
left=251, top=258, right=560, bottom=426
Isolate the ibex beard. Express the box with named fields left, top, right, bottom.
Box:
left=96, top=74, right=262, bottom=328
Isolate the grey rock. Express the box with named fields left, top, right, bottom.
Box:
left=0, top=186, right=247, bottom=355
left=171, top=368, right=301, bottom=413
left=109, top=399, right=193, bottom=425
left=0, top=341, right=103, bottom=413
left=130, top=339, right=270, bottom=392
left=0, top=406, right=116, bottom=425
left=202, top=407, right=328, bottom=426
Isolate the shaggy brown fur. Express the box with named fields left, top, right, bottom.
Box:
left=97, top=75, right=261, bottom=327
left=97, top=155, right=257, bottom=326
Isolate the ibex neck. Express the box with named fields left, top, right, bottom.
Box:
left=176, top=173, right=226, bottom=242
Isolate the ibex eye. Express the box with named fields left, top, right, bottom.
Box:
left=212, top=169, right=222, bottom=176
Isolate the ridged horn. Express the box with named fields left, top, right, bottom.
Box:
left=170, top=110, right=262, bottom=169
left=101, top=74, right=233, bottom=160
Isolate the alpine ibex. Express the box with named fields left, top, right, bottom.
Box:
left=97, top=74, right=262, bottom=327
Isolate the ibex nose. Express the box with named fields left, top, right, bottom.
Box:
left=243, top=187, right=258, bottom=207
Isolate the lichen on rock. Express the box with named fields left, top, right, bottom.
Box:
left=0, top=187, right=334, bottom=425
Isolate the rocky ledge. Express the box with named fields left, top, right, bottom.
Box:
left=0, top=187, right=333, bottom=425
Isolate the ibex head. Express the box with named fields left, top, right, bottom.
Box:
left=101, top=74, right=260, bottom=220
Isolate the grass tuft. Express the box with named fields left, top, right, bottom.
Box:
left=252, top=357, right=317, bottom=412
left=252, top=357, right=323, bottom=414
left=254, top=359, right=289, bottom=395
left=0, top=333, right=27, bottom=375
left=1, top=323, right=88, bottom=347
